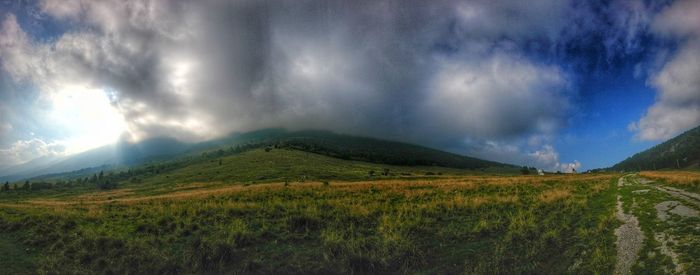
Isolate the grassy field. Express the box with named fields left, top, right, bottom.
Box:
left=0, top=232, right=38, bottom=274
left=0, top=167, right=619, bottom=274
left=639, top=170, right=700, bottom=193
left=11, top=148, right=700, bottom=273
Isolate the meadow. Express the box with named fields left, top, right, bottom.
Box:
left=0, top=155, right=619, bottom=274
left=639, top=170, right=700, bottom=193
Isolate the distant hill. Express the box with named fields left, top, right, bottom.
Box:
left=613, top=124, right=700, bottom=171
left=238, top=129, right=511, bottom=169
left=0, top=129, right=512, bottom=182
left=124, top=148, right=497, bottom=186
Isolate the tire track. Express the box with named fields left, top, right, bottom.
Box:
left=614, top=176, right=644, bottom=275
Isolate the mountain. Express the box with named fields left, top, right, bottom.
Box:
left=613, top=124, right=700, bottom=171
left=238, top=129, right=511, bottom=169
left=1, top=129, right=512, bottom=182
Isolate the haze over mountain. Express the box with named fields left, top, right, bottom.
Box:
left=1, top=0, right=700, bottom=172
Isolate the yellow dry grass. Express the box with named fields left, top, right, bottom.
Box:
left=640, top=171, right=700, bottom=185
left=4, top=174, right=615, bottom=210
left=538, top=189, right=572, bottom=203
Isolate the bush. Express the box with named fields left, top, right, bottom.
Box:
left=31, top=181, right=53, bottom=191
left=97, top=180, right=117, bottom=190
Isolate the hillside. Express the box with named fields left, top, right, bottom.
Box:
left=613, top=125, right=700, bottom=171
left=135, top=148, right=502, bottom=188
left=18, top=148, right=516, bottom=195
left=2, top=129, right=511, bottom=183
left=218, top=129, right=511, bottom=169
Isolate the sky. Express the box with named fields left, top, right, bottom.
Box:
left=0, top=0, right=699, bottom=172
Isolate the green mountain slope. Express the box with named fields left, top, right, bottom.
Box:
left=136, top=148, right=502, bottom=189
left=14, top=129, right=516, bottom=189
left=11, top=129, right=513, bottom=185
left=219, top=129, right=512, bottom=169
left=3, top=148, right=514, bottom=198
left=613, top=125, right=700, bottom=171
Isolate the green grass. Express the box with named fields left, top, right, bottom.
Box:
left=0, top=148, right=623, bottom=274
left=0, top=232, right=39, bottom=274
left=138, top=148, right=480, bottom=186
left=0, top=173, right=618, bottom=274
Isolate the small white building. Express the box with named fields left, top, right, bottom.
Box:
left=537, top=169, right=544, bottom=176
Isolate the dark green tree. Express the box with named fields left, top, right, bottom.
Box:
left=2, top=181, right=9, bottom=192
left=520, top=166, right=530, bottom=175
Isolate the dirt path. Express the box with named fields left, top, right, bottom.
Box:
left=631, top=175, right=700, bottom=274
left=614, top=177, right=644, bottom=275
left=654, top=185, right=700, bottom=208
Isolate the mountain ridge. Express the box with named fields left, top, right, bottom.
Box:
left=613, top=124, right=700, bottom=171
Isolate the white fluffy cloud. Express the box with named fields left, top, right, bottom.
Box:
left=631, top=0, right=700, bottom=140
left=463, top=140, right=580, bottom=172
left=529, top=145, right=581, bottom=173
left=0, top=138, right=65, bottom=165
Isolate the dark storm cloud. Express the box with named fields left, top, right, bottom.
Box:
left=15, top=0, right=574, bottom=142
left=4, top=0, right=639, bottom=169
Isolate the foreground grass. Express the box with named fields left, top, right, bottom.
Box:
left=0, top=174, right=618, bottom=274
left=0, top=232, right=38, bottom=274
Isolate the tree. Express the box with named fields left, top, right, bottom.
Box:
left=22, top=181, right=30, bottom=190
left=382, top=168, right=390, bottom=176
left=520, top=166, right=530, bottom=175
left=2, top=182, right=9, bottom=192
left=98, top=179, right=116, bottom=190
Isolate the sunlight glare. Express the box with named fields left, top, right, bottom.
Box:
left=48, top=85, right=127, bottom=154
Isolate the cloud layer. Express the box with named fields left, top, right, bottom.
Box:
left=0, top=0, right=585, bottom=169
left=631, top=0, right=700, bottom=140
left=7, top=0, right=692, bottom=170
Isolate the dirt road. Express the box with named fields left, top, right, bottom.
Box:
left=615, top=174, right=700, bottom=274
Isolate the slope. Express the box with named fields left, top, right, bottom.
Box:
left=218, top=129, right=511, bottom=169
left=613, top=124, right=700, bottom=171
left=135, top=147, right=493, bottom=189
left=2, top=129, right=512, bottom=183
